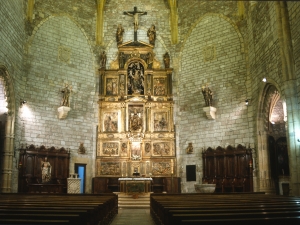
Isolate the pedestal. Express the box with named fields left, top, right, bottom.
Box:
left=279, top=175, right=290, bottom=195
left=58, top=106, right=71, bottom=119
left=67, top=177, right=81, bottom=194
left=203, top=106, right=217, bottom=120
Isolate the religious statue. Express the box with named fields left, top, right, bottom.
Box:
left=100, top=51, right=107, bottom=68
left=147, top=24, right=156, bottom=45
left=186, top=143, right=193, bottom=154
left=119, top=52, right=126, bottom=68
left=116, top=24, right=124, bottom=45
left=201, top=84, right=213, bottom=106
left=163, top=52, right=170, bottom=68
left=127, top=62, right=144, bottom=95
left=146, top=52, right=153, bottom=69
left=124, top=7, right=147, bottom=32
left=61, top=83, right=72, bottom=107
left=78, top=142, right=86, bottom=154
left=41, top=157, right=51, bottom=183
left=130, top=109, right=142, bottom=131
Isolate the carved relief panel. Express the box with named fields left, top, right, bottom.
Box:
left=103, top=112, right=119, bottom=132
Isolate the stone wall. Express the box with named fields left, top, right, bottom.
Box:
left=0, top=0, right=26, bottom=192
left=23, top=15, right=97, bottom=192
left=288, top=2, right=300, bottom=102
left=103, top=0, right=172, bottom=69
left=177, top=13, right=249, bottom=192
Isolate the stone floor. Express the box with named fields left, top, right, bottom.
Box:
left=110, top=208, right=155, bottom=225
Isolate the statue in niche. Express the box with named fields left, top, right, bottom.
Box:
left=41, top=157, right=51, bottom=183
left=130, top=109, right=143, bottom=131
left=119, top=52, right=126, bottom=69
left=163, top=52, right=170, bottom=68
left=61, top=83, right=72, bottom=107
left=146, top=52, right=154, bottom=69
left=121, top=143, right=127, bottom=153
left=127, top=62, right=144, bottom=95
left=116, top=24, right=124, bottom=45
left=201, top=84, right=213, bottom=106
left=100, top=51, right=107, bottom=68
left=147, top=24, right=156, bottom=45
left=145, top=143, right=151, bottom=153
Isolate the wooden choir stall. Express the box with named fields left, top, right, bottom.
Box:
left=202, top=144, right=253, bottom=193
left=18, top=145, right=70, bottom=193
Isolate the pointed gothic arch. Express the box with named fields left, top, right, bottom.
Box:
left=256, top=81, right=288, bottom=194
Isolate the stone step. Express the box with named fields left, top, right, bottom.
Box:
left=116, top=192, right=151, bottom=208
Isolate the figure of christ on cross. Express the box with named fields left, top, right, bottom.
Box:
left=124, top=6, right=147, bottom=41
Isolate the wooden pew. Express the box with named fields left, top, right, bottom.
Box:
left=150, top=193, right=300, bottom=225
left=0, top=193, right=118, bottom=225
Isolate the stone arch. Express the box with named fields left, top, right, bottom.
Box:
left=180, top=13, right=245, bottom=55
left=25, top=14, right=94, bottom=61
left=255, top=80, right=287, bottom=194
left=0, top=65, right=16, bottom=193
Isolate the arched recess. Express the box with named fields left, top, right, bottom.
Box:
left=256, top=82, right=288, bottom=194
left=0, top=65, right=16, bottom=193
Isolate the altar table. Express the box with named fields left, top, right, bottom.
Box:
left=118, top=178, right=152, bottom=193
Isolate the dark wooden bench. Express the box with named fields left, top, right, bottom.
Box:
left=0, top=193, right=118, bottom=225
left=150, top=193, right=300, bottom=225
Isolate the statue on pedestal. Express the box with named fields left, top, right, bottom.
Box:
left=147, top=25, right=156, bottom=45
left=41, top=157, right=51, bottom=183
left=202, top=84, right=213, bottom=107
left=61, top=83, right=72, bottom=107
left=116, top=24, right=124, bottom=45
left=100, top=51, right=107, bottom=68
left=163, top=52, right=170, bottom=68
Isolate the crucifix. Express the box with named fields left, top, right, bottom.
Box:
left=124, top=6, right=147, bottom=42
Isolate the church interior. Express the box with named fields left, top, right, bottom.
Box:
left=1, top=0, right=300, bottom=212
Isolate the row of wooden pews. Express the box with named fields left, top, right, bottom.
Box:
left=150, top=193, right=300, bottom=225
left=0, top=193, right=118, bottom=225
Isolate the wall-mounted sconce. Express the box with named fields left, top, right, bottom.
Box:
left=245, top=99, right=249, bottom=106
left=262, top=77, right=267, bottom=82
left=20, top=100, right=27, bottom=106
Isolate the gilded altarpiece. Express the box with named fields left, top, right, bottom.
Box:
left=97, top=41, right=175, bottom=178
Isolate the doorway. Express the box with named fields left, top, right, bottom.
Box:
left=74, top=164, right=86, bottom=194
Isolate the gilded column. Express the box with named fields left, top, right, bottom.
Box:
left=121, top=102, right=126, bottom=132
left=96, top=0, right=106, bottom=46
left=167, top=0, right=178, bottom=44
left=237, top=1, right=245, bottom=20
left=170, top=102, right=174, bottom=132
left=26, top=0, right=35, bottom=23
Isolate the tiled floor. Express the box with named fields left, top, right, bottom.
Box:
left=110, top=208, right=156, bottom=225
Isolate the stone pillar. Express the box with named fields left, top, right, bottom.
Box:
left=257, top=122, right=275, bottom=194
left=1, top=114, right=14, bottom=193
left=96, top=0, right=106, bottom=46
left=167, top=0, right=178, bottom=44
left=282, top=80, right=300, bottom=196
left=275, top=2, right=300, bottom=196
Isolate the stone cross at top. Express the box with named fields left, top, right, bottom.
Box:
left=124, top=6, right=147, bottom=42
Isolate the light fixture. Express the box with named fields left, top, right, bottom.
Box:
left=20, top=100, right=27, bottom=106
left=262, top=77, right=267, bottom=82
left=245, top=99, right=249, bottom=105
